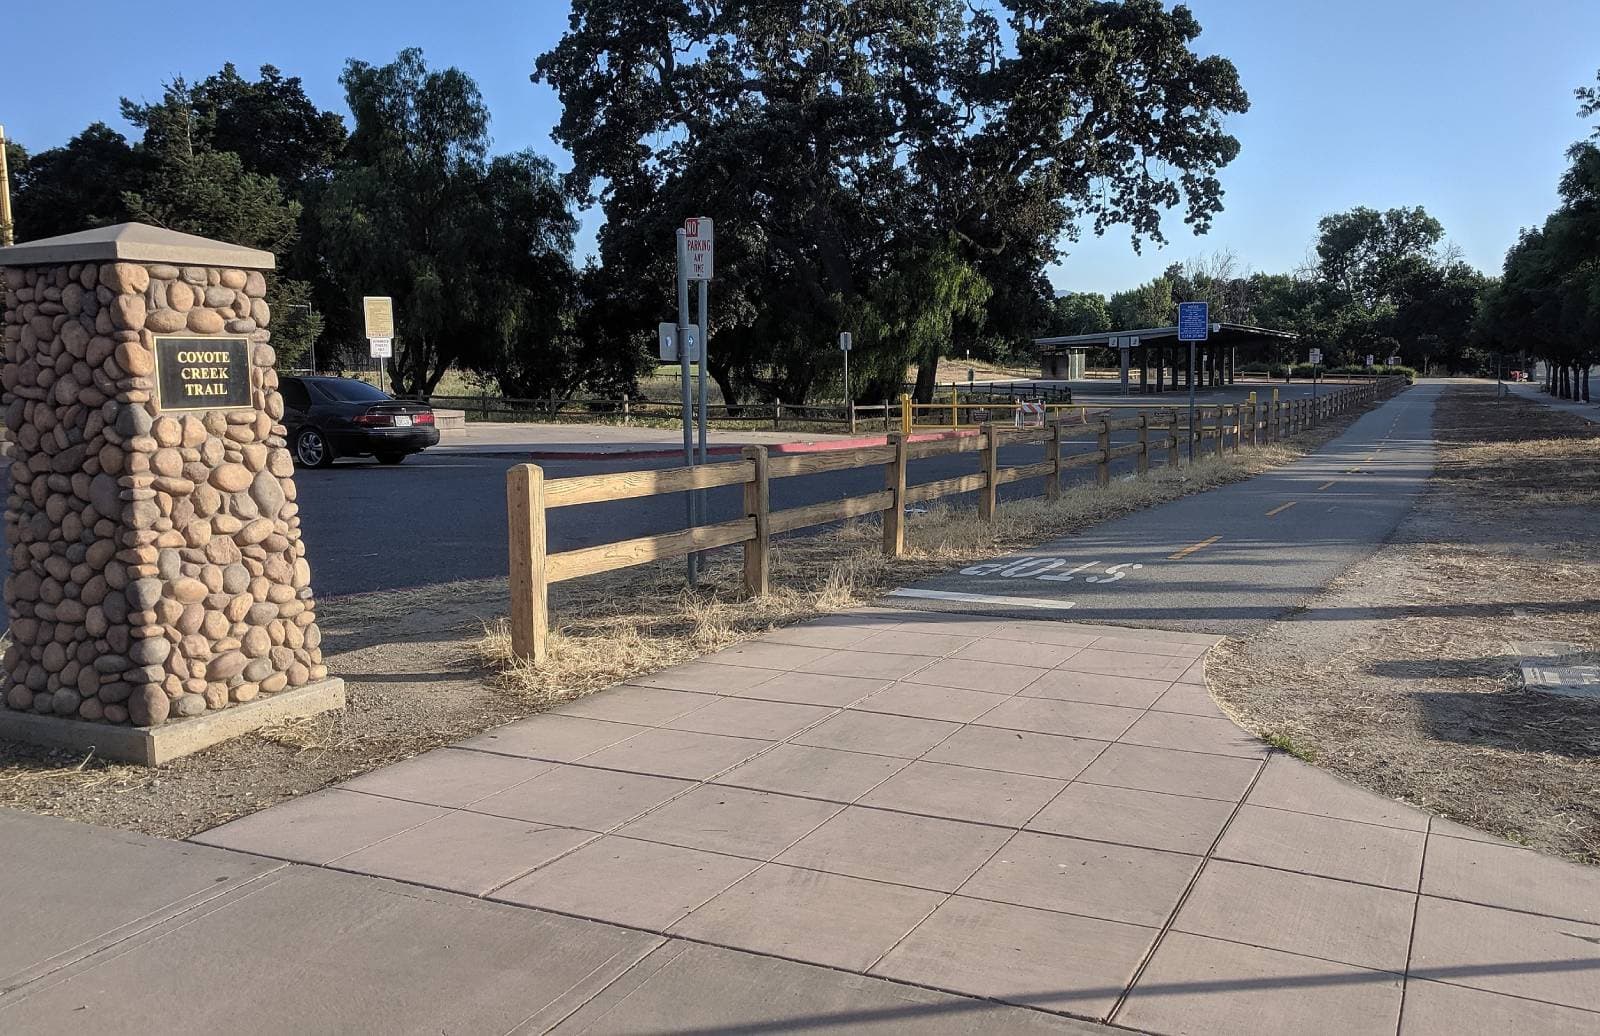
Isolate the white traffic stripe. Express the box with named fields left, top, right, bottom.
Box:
left=887, top=588, right=1077, bottom=610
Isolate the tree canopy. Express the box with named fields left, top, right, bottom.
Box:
left=1472, top=69, right=1600, bottom=398
left=317, top=49, right=581, bottom=396
left=536, top=0, right=1248, bottom=402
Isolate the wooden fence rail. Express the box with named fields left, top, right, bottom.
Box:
left=507, top=377, right=1405, bottom=661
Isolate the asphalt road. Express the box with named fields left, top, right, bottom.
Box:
left=889, top=383, right=1440, bottom=635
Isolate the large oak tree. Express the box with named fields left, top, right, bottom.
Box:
left=535, top=0, right=1248, bottom=403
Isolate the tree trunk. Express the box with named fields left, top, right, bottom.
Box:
left=709, top=363, right=740, bottom=417
left=913, top=353, right=939, bottom=405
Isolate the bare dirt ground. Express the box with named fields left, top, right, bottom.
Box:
left=0, top=408, right=1371, bottom=839
left=1211, top=386, right=1600, bottom=863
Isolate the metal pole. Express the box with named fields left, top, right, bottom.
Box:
left=843, top=348, right=850, bottom=424
left=697, top=279, right=709, bottom=461
left=1187, top=340, right=1197, bottom=464
left=676, top=228, right=697, bottom=585
left=695, top=276, right=710, bottom=569
left=0, top=124, right=13, bottom=247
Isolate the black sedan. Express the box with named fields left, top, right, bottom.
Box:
left=279, top=376, right=440, bottom=467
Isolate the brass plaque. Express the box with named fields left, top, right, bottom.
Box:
left=153, top=335, right=252, bottom=412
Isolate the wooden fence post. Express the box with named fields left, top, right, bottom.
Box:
left=507, top=464, right=548, bottom=665
left=1046, top=419, right=1062, bottom=501
left=980, top=424, right=999, bottom=520
left=1249, top=402, right=1259, bottom=447
left=1137, top=414, right=1150, bottom=474
left=883, top=432, right=907, bottom=557
left=742, top=446, right=770, bottom=597
left=1233, top=405, right=1243, bottom=452
left=1167, top=414, right=1179, bottom=467
left=1096, top=419, right=1111, bottom=487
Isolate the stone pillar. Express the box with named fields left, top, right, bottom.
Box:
left=0, top=224, right=342, bottom=763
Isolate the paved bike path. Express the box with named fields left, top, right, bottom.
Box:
left=890, top=384, right=1441, bottom=634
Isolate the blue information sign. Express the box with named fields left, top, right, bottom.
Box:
left=1178, top=301, right=1210, bottom=341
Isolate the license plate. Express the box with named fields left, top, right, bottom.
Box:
left=394, top=415, right=413, bottom=427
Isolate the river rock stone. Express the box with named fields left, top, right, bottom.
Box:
left=186, top=308, right=224, bottom=334
left=209, top=463, right=251, bottom=493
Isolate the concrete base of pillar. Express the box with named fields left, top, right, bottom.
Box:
left=0, top=677, right=345, bottom=766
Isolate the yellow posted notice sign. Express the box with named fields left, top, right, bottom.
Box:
left=362, top=296, right=395, bottom=338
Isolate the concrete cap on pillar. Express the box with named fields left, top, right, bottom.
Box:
left=0, top=221, right=275, bottom=270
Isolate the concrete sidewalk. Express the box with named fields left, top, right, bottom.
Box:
left=9, top=608, right=1595, bottom=1033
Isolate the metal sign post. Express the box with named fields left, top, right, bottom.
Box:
left=1177, top=302, right=1209, bottom=463
left=363, top=296, right=395, bottom=396
left=675, top=228, right=697, bottom=585
left=686, top=218, right=714, bottom=571
left=839, top=332, right=852, bottom=430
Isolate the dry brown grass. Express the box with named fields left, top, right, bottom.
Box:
left=1210, top=388, right=1600, bottom=862
left=479, top=434, right=1316, bottom=703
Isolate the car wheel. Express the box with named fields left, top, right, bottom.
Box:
left=293, top=427, right=333, bottom=468
left=376, top=452, right=406, bottom=465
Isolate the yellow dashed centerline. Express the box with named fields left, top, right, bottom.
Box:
left=1168, top=535, right=1221, bottom=561
left=1265, top=501, right=1298, bottom=517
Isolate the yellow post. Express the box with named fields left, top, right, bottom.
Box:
left=0, top=124, right=14, bottom=247
left=950, top=394, right=957, bottom=428
left=900, top=393, right=912, bottom=435
left=506, top=464, right=548, bottom=664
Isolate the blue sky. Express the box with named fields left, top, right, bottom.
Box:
left=4, top=1, right=1598, bottom=297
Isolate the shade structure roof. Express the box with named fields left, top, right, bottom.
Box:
left=0, top=222, right=275, bottom=270
left=1036, top=322, right=1298, bottom=351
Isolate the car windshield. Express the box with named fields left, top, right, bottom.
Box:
left=311, top=379, right=391, bottom=403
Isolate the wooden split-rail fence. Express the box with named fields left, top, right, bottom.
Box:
left=506, top=379, right=1403, bottom=661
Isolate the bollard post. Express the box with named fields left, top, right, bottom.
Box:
left=883, top=432, right=908, bottom=557
left=1096, top=419, right=1111, bottom=487
left=900, top=393, right=913, bottom=435
left=507, top=464, right=548, bottom=664
left=742, top=446, right=770, bottom=597
left=1046, top=419, right=1063, bottom=501
left=1137, top=414, right=1150, bottom=474
left=980, top=424, right=999, bottom=520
